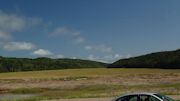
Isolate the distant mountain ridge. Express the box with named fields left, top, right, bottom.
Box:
left=108, top=49, right=180, bottom=69
left=0, top=57, right=107, bottom=72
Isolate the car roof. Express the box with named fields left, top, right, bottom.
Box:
left=112, top=93, right=162, bottom=101
left=121, top=92, right=158, bottom=96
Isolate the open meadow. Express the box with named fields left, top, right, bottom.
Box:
left=0, top=68, right=179, bottom=101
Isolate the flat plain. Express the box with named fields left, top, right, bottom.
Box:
left=0, top=68, right=179, bottom=101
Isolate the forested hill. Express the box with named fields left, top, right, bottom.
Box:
left=0, top=56, right=107, bottom=72
left=108, top=49, right=180, bottom=69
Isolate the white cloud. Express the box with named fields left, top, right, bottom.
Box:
left=126, top=54, right=131, bottom=58
left=0, top=30, right=11, bottom=40
left=87, top=54, right=100, bottom=61
left=85, top=45, right=112, bottom=53
left=51, top=27, right=70, bottom=36
left=103, top=54, right=123, bottom=63
left=3, top=42, right=36, bottom=51
left=0, top=10, right=42, bottom=40
left=32, top=49, right=53, bottom=56
left=50, top=27, right=85, bottom=44
left=87, top=54, right=108, bottom=63
left=0, top=11, right=26, bottom=32
left=87, top=54, right=123, bottom=63
left=85, top=46, right=93, bottom=50
left=50, top=54, right=65, bottom=59
left=114, top=54, right=123, bottom=59
left=72, top=32, right=81, bottom=36
left=50, top=27, right=81, bottom=37
left=71, top=57, right=77, bottom=59
left=56, top=54, right=64, bottom=58
left=0, top=10, right=44, bottom=54
left=103, top=55, right=113, bottom=60
left=75, top=37, right=85, bottom=44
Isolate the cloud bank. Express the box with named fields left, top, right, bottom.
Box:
left=87, top=54, right=123, bottom=63
left=85, top=45, right=112, bottom=53
left=0, top=10, right=122, bottom=63
left=3, top=42, right=36, bottom=51
left=0, top=10, right=42, bottom=40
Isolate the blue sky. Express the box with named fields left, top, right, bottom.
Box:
left=0, top=0, right=180, bottom=63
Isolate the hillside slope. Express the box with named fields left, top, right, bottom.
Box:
left=108, top=49, right=180, bottom=69
left=0, top=57, right=107, bottom=72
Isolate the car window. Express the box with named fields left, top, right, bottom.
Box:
left=129, top=96, right=138, bottom=101
left=140, top=95, right=160, bottom=101
left=140, top=95, right=149, bottom=101
left=116, top=95, right=138, bottom=101
left=149, top=96, right=160, bottom=101
left=154, top=94, right=175, bottom=101
left=164, top=98, right=169, bottom=101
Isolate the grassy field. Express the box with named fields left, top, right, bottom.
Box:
left=0, top=68, right=179, bottom=101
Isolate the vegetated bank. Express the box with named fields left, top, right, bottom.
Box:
left=108, top=49, right=180, bottom=69
left=0, top=56, right=107, bottom=72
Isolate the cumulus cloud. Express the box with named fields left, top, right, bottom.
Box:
left=87, top=54, right=123, bottom=63
left=56, top=54, right=64, bottom=58
left=126, top=54, right=131, bottom=58
left=87, top=54, right=96, bottom=60
left=0, top=11, right=26, bottom=31
left=50, top=27, right=81, bottom=37
left=49, top=54, right=65, bottom=59
left=70, top=57, right=77, bottom=59
left=0, top=30, right=11, bottom=40
left=0, top=11, right=25, bottom=40
left=32, top=49, right=53, bottom=56
left=52, top=54, right=64, bottom=59
left=85, top=46, right=92, bottom=50
left=75, top=37, right=85, bottom=44
left=3, top=42, right=36, bottom=51
left=50, top=27, right=85, bottom=44
left=103, top=54, right=123, bottom=63
left=114, top=54, right=122, bottom=59
left=0, top=10, right=42, bottom=40
left=72, top=32, right=81, bottom=36
left=51, top=27, right=71, bottom=36
left=87, top=54, right=105, bottom=63
left=85, top=45, right=112, bottom=53
left=0, top=9, right=45, bottom=56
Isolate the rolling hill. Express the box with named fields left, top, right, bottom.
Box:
left=108, top=49, right=180, bottom=69
left=0, top=56, right=107, bottom=72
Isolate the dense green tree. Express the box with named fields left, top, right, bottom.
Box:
left=0, top=57, right=107, bottom=72
left=108, top=49, right=180, bottom=69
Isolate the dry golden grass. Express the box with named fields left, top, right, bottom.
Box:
left=0, top=68, right=179, bottom=101
left=0, top=68, right=179, bottom=79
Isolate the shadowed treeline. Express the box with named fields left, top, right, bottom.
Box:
left=0, top=57, right=107, bottom=72
left=108, top=49, right=180, bottom=69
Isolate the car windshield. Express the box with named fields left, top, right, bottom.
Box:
left=154, top=94, right=175, bottom=101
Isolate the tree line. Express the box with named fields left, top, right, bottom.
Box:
left=108, top=49, right=180, bottom=69
left=0, top=57, right=107, bottom=72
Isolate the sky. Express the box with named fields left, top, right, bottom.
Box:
left=0, top=0, right=180, bottom=63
